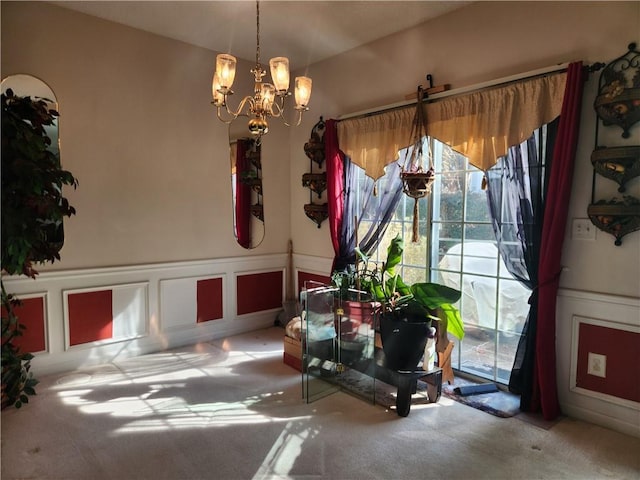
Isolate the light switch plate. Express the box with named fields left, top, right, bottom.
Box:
left=572, top=218, right=596, bottom=240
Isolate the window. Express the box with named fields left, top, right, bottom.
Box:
left=352, top=137, right=532, bottom=385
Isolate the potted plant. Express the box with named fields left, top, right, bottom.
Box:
left=1, top=88, right=78, bottom=408
left=353, top=234, right=464, bottom=371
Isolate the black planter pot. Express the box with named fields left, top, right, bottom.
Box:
left=378, top=313, right=431, bottom=371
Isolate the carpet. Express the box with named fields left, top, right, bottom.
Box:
left=442, top=377, right=521, bottom=418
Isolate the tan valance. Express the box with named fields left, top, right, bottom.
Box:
left=337, top=72, right=568, bottom=180
left=337, top=108, right=414, bottom=181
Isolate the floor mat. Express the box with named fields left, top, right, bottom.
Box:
left=442, top=377, right=521, bottom=418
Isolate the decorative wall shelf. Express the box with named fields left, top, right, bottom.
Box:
left=591, top=146, right=640, bottom=192
left=251, top=203, right=264, bottom=221
left=587, top=201, right=640, bottom=246
left=242, top=177, right=262, bottom=196
left=304, top=119, right=326, bottom=168
left=302, top=172, right=328, bottom=198
left=589, top=42, right=640, bottom=245
left=593, top=43, right=640, bottom=139
left=246, top=149, right=261, bottom=170
left=302, top=117, right=327, bottom=228
left=304, top=203, right=329, bottom=228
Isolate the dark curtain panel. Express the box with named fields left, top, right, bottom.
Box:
left=327, top=116, right=404, bottom=273
left=334, top=158, right=365, bottom=271
left=535, top=62, right=586, bottom=420
left=358, top=162, right=404, bottom=256
left=325, top=119, right=346, bottom=272
left=235, top=139, right=251, bottom=249
left=485, top=120, right=558, bottom=409
left=330, top=156, right=404, bottom=273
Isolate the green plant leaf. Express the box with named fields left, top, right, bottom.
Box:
left=440, top=303, right=465, bottom=340
left=411, top=282, right=461, bottom=309
left=383, top=235, right=403, bottom=276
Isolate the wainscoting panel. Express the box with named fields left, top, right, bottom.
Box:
left=236, top=270, right=283, bottom=315
left=5, top=293, right=48, bottom=354
left=160, top=277, right=199, bottom=331
left=293, top=253, right=332, bottom=294
left=63, top=283, right=148, bottom=349
left=557, top=289, right=640, bottom=438
left=197, top=278, right=224, bottom=323
left=1, top=254, right=287, bottom=376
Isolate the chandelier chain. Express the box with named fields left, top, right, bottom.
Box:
left=255, top=0, right=260, bottom=67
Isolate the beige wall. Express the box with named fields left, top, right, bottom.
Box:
left=290, top=1, right=640, bottom=298
left=2, top=0, right=639, bottom=435
left=2, top=2, right=639, bottom=293
left=1, top=1, right=291, bottom=271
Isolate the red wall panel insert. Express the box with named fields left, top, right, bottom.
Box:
left=68, top=290, right=113, bottom=346
left=576, top=323, right=640, bottom=403
left=297, top=271, right=331, bottom=295
left=237, top=271, right=283, bottom=315
left=197, top=278, right=223, bottom=323
left=2, top=296, right=46, bottom=353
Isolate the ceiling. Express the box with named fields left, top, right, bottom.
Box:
left=50, top=1, right=471, bottom=67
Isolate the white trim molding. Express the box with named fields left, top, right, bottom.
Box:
left=2, top=254, right=288, bottom=376
left=557, top=288, right=640, bottom=438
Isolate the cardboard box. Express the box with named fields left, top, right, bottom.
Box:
left=283, top=352, right=302, bottom=372
left=283, top=335, right=302, bottom=359
left=283, top=335, right=303, bottom=371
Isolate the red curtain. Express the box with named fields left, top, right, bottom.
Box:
left=535, top=62, right=586, bottom=419
left=235, top=139, right=251, bottom=249
left=325, top=119, right=344, bottom=272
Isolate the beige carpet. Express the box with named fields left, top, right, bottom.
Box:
left=2, top=327, right=639, bottom=480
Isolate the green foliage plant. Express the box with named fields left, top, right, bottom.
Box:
left=1, top=88, right=78, bottom=408
left=354, top=234, right=465, bottom=341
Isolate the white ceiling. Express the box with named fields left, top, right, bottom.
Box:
left=50, top=1, right=471, bottom=67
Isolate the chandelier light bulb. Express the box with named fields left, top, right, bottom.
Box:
left=260, top=83, right=275, bottom=112
left=269, top=57, right=290, bottom=94
left=211, top=72, right=225, bottom=106
left=294, top=76, right=312, bottom=109
left=216, top=54, right=237, bottom=91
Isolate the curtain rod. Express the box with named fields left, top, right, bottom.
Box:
left=337, top=62, right=571, bottom=122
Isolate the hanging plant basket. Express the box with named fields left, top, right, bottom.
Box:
left=399, top=85, right=435, bottom=242
left=401, top=168, right=435, bottom=199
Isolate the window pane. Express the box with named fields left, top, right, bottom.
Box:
left=402, top=266, right=427, bottom=285
left=497, top=332, right=521, bottom=384
left=497, top=278, right=530, bottom=335
left=465, top=171, right=489, bottom=222
left=459, top=329, right=496, bottom=379
left=432, top=238, right=459, bottom=266
left=435, top=221, right=461, bottom=242
left=466, top=274, right=498, bottom=330
left=439, top=144, right=467, bottom=172
left=464, top=223, right=494, bottom=241
left=402, top=225, right=427, bottom=262
left=438, top=185, right=464, bottom=222
left=461, top=243, right=498, bottom=276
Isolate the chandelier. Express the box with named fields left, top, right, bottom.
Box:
left=211, top=0, right=312, bottom=139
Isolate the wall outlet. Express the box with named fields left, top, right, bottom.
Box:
left=587, top=352, right=607, bottom=378
left=572, top=218, right=596, bottom=240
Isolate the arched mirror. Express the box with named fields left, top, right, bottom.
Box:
left=1, top=74, right=59, bottom=157
left=229, top=116, right=265, bottom=248
left=1, top=74, right=64, bottom=249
